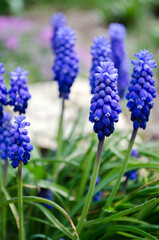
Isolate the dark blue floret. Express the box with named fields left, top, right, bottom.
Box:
left=126, top=49, right=157, bottom=130
left=0, top=63, right=8, bottom=124
left=94, top=176, right=102, bottom=202
left=8, top=67, right=31, bottom=114
left=89, top=61, right=122, bottom=140
left=51, top=12, right=67, bottom=52
left=89, top=36, right=112, bottom=94
left=8, top=115, right=33, bottom=168
left=124, top=149, right=139, bottom=181
left=131, top=149, right=139, bottom=158
left=125, top=170, right=138, bottom=181
left=0, top=112, right=12, bottom=160
left=52, top=26, right=79, bottom=99
left=108, top=23, right=129, bottom=98
left=38, top=186, right=53, bottom=209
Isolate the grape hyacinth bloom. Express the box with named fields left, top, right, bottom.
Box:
left=38, top=187, right=54, bottom=209
left=89, top=36, right=112, bottom=94
left=126, top=50, right=157, bottom=130
left=8, top=67, right=31, bottom=114
left=76, top=62, right=122, bottom=235
left=8, top=115, right=33, bottom=168
left=108, top=23, right=129, bottom=98
left=52, top=26, right=79, bottom=99
left=124, top=149, right=139, bottom=181
left=51, top=12, right=67, bottom=52
left=89, top=61, right=122, bottom=141
left=0, top=112, right=12, bottom=160
left=0, top=62, right=8, bottom=123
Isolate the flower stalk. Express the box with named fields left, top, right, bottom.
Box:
left=105, top=129, right=137, bottom=209
left=52, top=94, right=65, bottom=180
left=74, top=139, right=105, bottom=239
left=18, top=162, right=25, bottom=240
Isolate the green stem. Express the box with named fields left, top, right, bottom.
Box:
left=52, top=94, right=65, bottom=180
left=76, top=134, right=95, bottom=200
left=56, top=94, right=65, bottom=159
left=74, top=138, right=105, bottom=239
left=18, top=162, right=25, bottom=240
left=105, top=129, right=137, bottom=209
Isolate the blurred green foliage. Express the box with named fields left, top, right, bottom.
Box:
left=1, top=0, right=159, bottom=27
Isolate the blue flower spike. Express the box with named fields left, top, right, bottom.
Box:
left=126, top=50, right=157, bottom=130
left=108, top=23, right=129, bottom=98
left=0, top=62, right=8, bottom=123
left=89, top=61, right=122, bottom=141
left=8, top=115, right=33, bottom=168
left=89, top=36, right=112, bottom=94
left=52, top=26, right=79, bottom=99
left=8, top=67, right=31, bottom=114
left=0, top=112, right=12, bottom=160
left=51, top=12, right=67, bottom=52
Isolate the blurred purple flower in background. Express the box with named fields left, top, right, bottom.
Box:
left=0, top=16, right=33, bottom=50
left=89, top=36, right=112, bottom=94
left=108, top=23, right=129, bottom=98
left=5, top=36, right=19, bottom=50
left=38, top=26, right=52, bottom=48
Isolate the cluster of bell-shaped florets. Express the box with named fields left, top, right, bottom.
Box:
left=89, top=36, right=112, bottom=94
left=51, top=12, right=67, bottom=52
left=126, top=49, right=157, bottom=130
left=124, top=149, right=139, bottom=181
left=0, top=63, right=8, bottom=124
left=108, top=23, right=129, bottom=98
left=8, top=115, right=33, bottom=168
left=8, top=67, right=31, bottom=114
left=0, top=112, right=12, bottom=160
left=52, top=26, right=79, bottom=99
left=89, top=61, right=122, bottom=140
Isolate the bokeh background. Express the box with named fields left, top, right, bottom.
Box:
left=0, top=0, right=159, bottom=148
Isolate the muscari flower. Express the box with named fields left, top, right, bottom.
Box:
left=8, top=115, right=33, bottom=168
left=38, top=187, right=53, bottom=209
left=89, top=36, right=112, bottom=94
left=124, top=149, right=139, bottom=181
left=126, top=49, right=157, bottom=130
left=8, top=67, right=31, bottom=114
left=0, top=62, right=8, bottom=123
left=108, top=23, right=129, bottom=98
left=51, top=12, right=67, bottom=52
left=0, top=112, right=12, bottom=160
left=52, top=26, right=79, bottom=99
left=89, top=61, right=122, bottom=141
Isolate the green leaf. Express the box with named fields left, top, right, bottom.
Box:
left=2, top=186, right=18, bottom=228
left=138, top=150, right=159, bottom=160
left=37, top=180, right=74, bottom=200
left=104, top=225, right=158, bottom=240
left=0, top=196, right=78, bottom=238
left=116, top=231, right=144, bottom=239
left=84, top=198, right=159, bottom=226
left=31, top=158, right=79, bottom=168
left=35, top=203, right=73, bottom=238
left=28, top=234, right=52, bottom=240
